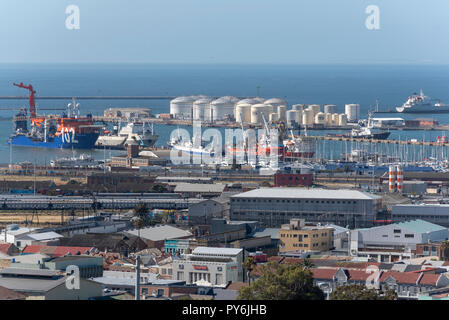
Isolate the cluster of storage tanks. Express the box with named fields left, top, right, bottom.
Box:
left=170, top=96, right=359, bottom=127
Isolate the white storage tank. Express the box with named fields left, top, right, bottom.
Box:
left=324, top=104, right=338, bottom=114
left=264, top=98, right=288, bottom=113
left=235, top=104, right=252, bottom=123
left=345, top=104, right=360, bottom=123
left=170, top=96, right=199, bottom=119
left=302, top=109, right=314, bottom=126
left=332, top=113, right=339, bottom=126
left=291, top=104, right=306, bottom=111
left=286, top=110, right=300, bottom=127
left=251, top=104, right=271, bottom=125
left=338, top=114, right=348, bottom=126
left=269, top=112, right=279, bottom=122
left=210, top=96, right=239, bottom=121
left=192, top=97, right=213, bottom=121
left=325, top=113, right=333, bottom=125
left=314, top=112, right=326, bottom=125
left=308, top=104, right=321, bottom=116
left=277, top=105, right=287, bottom=121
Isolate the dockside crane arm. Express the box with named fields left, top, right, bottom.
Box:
left=13, top=82, right=37, bottom=118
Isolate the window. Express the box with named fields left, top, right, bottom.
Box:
left=394, top=229, right=401, bottom=234
left=179, top=264, right=184, bottom=269
left=404, top=234, right=414, bottom=238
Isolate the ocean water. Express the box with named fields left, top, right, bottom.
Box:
left=0, top=63, right=449, bottom=164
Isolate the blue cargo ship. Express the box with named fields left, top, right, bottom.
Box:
left=8, top=83, right=100, bottom=149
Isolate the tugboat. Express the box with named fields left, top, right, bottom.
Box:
left=8, top=83, right=100, bottom=149
left=348, top=114, right=390, bottom=140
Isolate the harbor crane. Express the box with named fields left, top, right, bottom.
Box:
left=13, top=82, right=37, bottom=118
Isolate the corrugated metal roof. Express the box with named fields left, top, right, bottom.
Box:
left=174, top=183, right=226, bottom=193
left=232, top=188, right=381, bottom=200
left=392, top=219, right=447, bottom=233
left=125, top=225, right=192, bottom=241
left=193, top=247, right=242, bottom=256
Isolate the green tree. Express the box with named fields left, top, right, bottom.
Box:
left=133, top=202, right=149, bottom=238
left=149, top=184, right=168, bottom=193
left=237, top=262, right=325, bottom=300
left=330, top=284, right=397, bottom=300
left=300, top=258, right=314, bottom=270
left=243, top=257, right=256, bottom=285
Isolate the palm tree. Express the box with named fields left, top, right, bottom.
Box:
left=133, top=202, right=149, bottom=238
left=243, top=257, right=256, bottom=285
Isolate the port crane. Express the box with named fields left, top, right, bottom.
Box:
left=13, top=82, right=45, bottom=127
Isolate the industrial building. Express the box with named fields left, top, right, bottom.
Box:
left=349, top=219, right=449, bottom=262
left=392, top=204, right=449, bottom=227
left=172, top=247, right=244, bottom=287
left=278, top=219, right=333, bottom=253
left=230, top=188, right=382, bottom=228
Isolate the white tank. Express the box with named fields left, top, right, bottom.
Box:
left=251, top=104, right=271, bottom=125
left=324, top=104, right=338, bottom=114
left=325, top=113, right=333, bottom=125
left=308, top=104, right=321, bottom=116
left=192, top=97, right=213, bottom=121
left=345, top=104, right=360, bottom=123
left=338, top=114, right=348, bottom=126
left=291, top=104, right=306, bottom=111
left=210, top=96, right=239, bottom=121
left=286, top=110, right=300, bottom=127
left=253, top=97, right=266, bottom=104
left=332, top=113, right=339, bottom=126
left=264, top=98, right=288, bottom=113
left=314, top=112, right=326, bottom=125
left=269, top=112, right=279, bottom=122
left=235, top=104, right=252, bottom=123
left=277, top=105, right=287, bottom=121
left=302, top=109, right=314, bottom=126
left=170, top=96, right=199, bottom=119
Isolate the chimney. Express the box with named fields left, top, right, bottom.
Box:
left=135, top=255, right=141, bottom=300
left=388, top=165, right=396, bottom=193
left=396, top=165, right=403, bottom=194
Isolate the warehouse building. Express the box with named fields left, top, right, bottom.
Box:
left=349, top=219, right=448, bottom=262
left=392, top=204, right=449, bottom=227
left=230, top=188, right=382, bottom=228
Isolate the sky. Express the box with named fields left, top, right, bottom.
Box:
left=0, top=0, right=448, bottom=64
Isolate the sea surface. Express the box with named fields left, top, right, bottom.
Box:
left=0, top=63, right=449, bottom=165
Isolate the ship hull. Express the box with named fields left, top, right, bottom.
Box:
left=9, top=132, right=99, bottom=149
left=396, top=106, right=449, bottom=113
left=348, top=132, right=391, bottom=140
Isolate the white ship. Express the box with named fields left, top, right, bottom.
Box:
left=50, top=153, right=103, bottom=168
left=396, top=90, right=449, bottom=113
left=168, top=130, right=215, bottom=157
left=95, top=122, right=158, bottom=149
left=349, top=115, right=390, bottom=140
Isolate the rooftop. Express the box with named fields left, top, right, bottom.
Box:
left=125, top=225, right=192, bottom=241
left=392, top=219, right=447, bottom=233
left=193, top=247, right=243, bottom=256
left=232, top=188, right=381, bottom=200
left=174, top=183, right=226, bottom=193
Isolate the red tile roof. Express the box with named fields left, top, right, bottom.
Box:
left=0, top=243, right=12, bottom=254
left=379, top=271, right=421, bottom=284
left=346, top=269, right=372, bottom=281
left=22, top=245, right=94, bottom=257
left=419, top=274, right=441, bottom=286
left=311, top=268, right=338, bottom=280
left=227, top=282, right=249, bottom=291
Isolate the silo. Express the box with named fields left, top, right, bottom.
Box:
left=192, top=97, right=213, bottom=121
left=325, top=113, right=333, bottom=125
left=314, top=112, right=326, bottom=125
left=338, top=114, right=348, bottom=126
left=170, top=96, right=198, bottom=119
left=345, top=104, right=360, bottom=123
left=286, top=110, right=299, bottom=128
left=332, top=113, right=339, bottom=126
left=308, top=104, right=321, bottom=116
left=235, top=104, right=252, bottom=123
left=324, top=104, right=338, bottom=114
left=302, top=109, right=314, bottom=126
left=269, top=113, right=279, bottom=122
left=210, top=96, right=239, bottom=121
left=292, top=104, right=306, bottom=111
left=251, top=104, right=269, bottom=125
left=253, top=97, right=266, bottom=104
left=278, top=105, right=287, bottom=121
left=264, top=98, right=288, bottom=113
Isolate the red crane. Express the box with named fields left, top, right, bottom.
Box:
left=13, top=82, right=37, bottom=118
